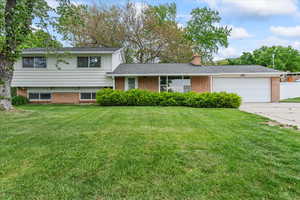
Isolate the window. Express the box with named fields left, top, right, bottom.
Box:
left=80, top=92, right=96, bottom=100
left=28, top=93, right=51, bottom=101
left=160, top=76, right=191, bottom=93
left=125, top=77, right=137, bottom=90
left=23, top=57, right=34, bottom=68
left=77, top=57, right=89, bottom=68
left=89, top=57, right=101, bottom=67
left=23, top=57, right=47, bottom=68
left=128, top=78, right=136, bottom=90
left=35, top=57, right=47, bottom=68
left=77, top=56, right=101, bottom=68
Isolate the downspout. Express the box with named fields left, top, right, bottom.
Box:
left=210, top=76, right=213, bottom=93
left=112, top=76, right=115, bottom=90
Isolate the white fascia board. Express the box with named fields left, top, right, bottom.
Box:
left=107, top=72, right=284, bottom=77
left=22, top=51, right=116, bottom=55
left=12, top=84, right=113, bottom=87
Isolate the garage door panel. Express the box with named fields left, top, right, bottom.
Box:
left=213, top=78, right=270, bottom=102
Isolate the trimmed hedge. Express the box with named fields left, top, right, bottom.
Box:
left=12, top=95, right=29, bottom=106
left=96, top=89, right=241, bottom=108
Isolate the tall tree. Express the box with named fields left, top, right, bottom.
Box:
left=185, top=7, right=231, bottom=63
left=0, top=0, right=50, bottom=110
left=22, top=30, right=62, bottom=48
left=57, top=2, right=193, bottom=63
left=227, top=46, right=300, bottom=72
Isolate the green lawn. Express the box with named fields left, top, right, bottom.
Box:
left=0, top=105, right=299, bottom=200
left=281, top=97, right=300, bottom=103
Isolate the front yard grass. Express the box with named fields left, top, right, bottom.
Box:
left=0, top=105, right=299, bottom=200
left=281, top=97, right=300, bottom=103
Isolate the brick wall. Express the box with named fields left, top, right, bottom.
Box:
left=52, top=93, right=80, bottom=104
left=191, top=76, right=211, bottom=93
left=138, top=77, right=159, bottom=92
left=271, top=77, right=280, bottom=102
left=115, top=77, right=125, bottom=91
left=17, top=88, right=27, bottom=97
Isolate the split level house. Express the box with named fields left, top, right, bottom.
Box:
left=12, top=47, right=284, bottom=103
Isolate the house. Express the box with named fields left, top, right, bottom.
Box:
left=12, top=47, right=283, bottom=103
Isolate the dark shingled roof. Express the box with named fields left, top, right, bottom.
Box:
left=23, top=47, right=121, bottom=52
left=110, top=63, right=282, bottom=75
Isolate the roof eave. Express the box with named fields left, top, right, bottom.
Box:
left=107, top=72, right=285, bottom=77
left=22, top=51, right=117, bottom=55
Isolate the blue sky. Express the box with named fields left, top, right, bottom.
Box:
left=46, top=0, right=300, bottom=60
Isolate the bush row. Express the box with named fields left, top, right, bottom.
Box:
left=96, top=89, right=241, bottom=108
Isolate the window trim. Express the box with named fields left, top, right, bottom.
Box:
left=28, top=92, right=52, bottom=101
left=80, top=92, right=97, bottom=101
left=159, top=76, right=191, bottom=93
left=125, top=77, right=138, bottom=91
left=22, top=56, right=47, bottom=68
left=77, top=56, right=101, bottom=68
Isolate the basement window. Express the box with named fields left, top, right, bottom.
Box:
left=80, top=92, right=96, bottom=100
left=28, top=93, right=51, bottom=101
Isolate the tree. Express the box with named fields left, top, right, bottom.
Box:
left=21, top=30, right=62, bottom=48
left=185, top=7, right=231, bottom=63
left=0, top=0, right=51, bottom=110
left=57, top=2, right=193, bottom=63
left=123, top=3, right=192, bottom=63
left=227, top=46, right=300, bottom=72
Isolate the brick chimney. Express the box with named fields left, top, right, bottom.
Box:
left=191, top=54, right=202, bottom=66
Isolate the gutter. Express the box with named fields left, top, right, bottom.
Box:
left=22, top=51, right=118, bottom=55
left=106, top=72, right=285, bottom=77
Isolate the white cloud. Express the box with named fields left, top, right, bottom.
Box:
left=229, top=25, right=253, bottom=40
left=259, top=36, right=300, bottom=50
left=270, top=26, right=300, bottom=38
left=46, top=0, right=59, bottom=8
left=199, top=0, right=299, bottom=17
left=46, top=0, right=84, bottom=8
left=214, top=47, right=241, bottom=60
left=133, top=2, right=148, bottom=15
left=177, top=23, right=185, bottom=29
left=177, top=14, right=191, bottom=21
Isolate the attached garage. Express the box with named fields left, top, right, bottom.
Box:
left=213, top=78, right=271, bottom=102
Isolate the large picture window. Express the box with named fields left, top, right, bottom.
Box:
left=77, top=56, right=101, bottom=68
left=23, top=57, right=47, bottom=68
left=28, top=93, right=51, bottom=101
left=160, top=76, right=191, bottom=93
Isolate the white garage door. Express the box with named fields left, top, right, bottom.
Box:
left=213, top=78, right=271, bottom=102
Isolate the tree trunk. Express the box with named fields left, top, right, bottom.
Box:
left=0, top=55, right=14, bottom=111
left=0, top=73, right=13, bottom=111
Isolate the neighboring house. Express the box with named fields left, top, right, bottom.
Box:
left=283, top=72, right=300, bottom=82
left=12, top=47, right=283, bottom=103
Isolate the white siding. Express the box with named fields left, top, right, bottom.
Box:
left=280, top=82, right=300, bottom=100
left=12, top=54, right=116, bottom=87
left=112, top=50, right=123, bottom=71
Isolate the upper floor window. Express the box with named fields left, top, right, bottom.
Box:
left=77, top=56, right=101, bottom=68
left=23, top=57, right=47, bottom=68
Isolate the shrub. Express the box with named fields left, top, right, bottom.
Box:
left=96, top=89, right=241, bottom=108
left=12, top=95, right=29, bottom=106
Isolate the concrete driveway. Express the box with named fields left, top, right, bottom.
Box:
left=240, top=103, right=300, bottom=128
